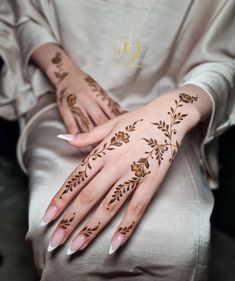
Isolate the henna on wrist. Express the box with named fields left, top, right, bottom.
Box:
left=51, top=52, right=69, bottom=84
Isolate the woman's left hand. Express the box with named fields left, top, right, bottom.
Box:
left=41, top=85, right=212, bottom=255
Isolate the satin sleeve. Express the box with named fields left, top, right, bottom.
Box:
left=13, top=0, right=59, bottom=80
left=178, top=0, right=235, bottom=188
left=0, top=0, right=32, bottom=120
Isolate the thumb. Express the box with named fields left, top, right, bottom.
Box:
left=57, top=116, right=120, bottom=148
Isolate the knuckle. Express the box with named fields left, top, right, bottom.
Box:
left=129, top=202, right=146, bottom=216
left=79, top=187, right=96, bottom=204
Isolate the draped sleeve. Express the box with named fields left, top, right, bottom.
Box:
left=177, top=0, right=235, bottom=188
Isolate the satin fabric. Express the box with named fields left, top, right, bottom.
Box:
left=11, top=0, right=235, bottom=188
left=24, top=93, right=213, bottom=281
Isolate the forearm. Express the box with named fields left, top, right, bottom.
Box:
left=31, top=43, right=83, bottom=87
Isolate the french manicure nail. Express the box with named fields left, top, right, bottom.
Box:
left=48, top=228, right=66, bottom=252
left=57, top=134, right=75, bottom=141
left=41, top=205, right=58, bottom=226
left=109, top=234, right=125, bottom=255
left=67, top=234, right=87, bottom=255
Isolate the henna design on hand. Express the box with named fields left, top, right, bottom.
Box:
left=151, top=92, right=198, bottom=163
left=118, top=221, right=135, bottom=235
left=107, top=93, right=198, bottom=209
left=85, top=75, right=122, bottom=116
left=59, top=119, right=143, bottom=198
left=81, top=221, right=101, bottom=237
left=59, top=212, right=76, bottom=230
left=51, top=52, right=69, bottom=84
left=57, top=86, right=91, bottom=130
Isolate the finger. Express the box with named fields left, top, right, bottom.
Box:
left=72, top=105, right=94, bottom=132
left=68, top=115, right=121, bottom=148
left=66, top=172, right=143, bottom=254
left=109, top=179, right=157, bottom=254
left=47, top=165, right=121, bottom=251
left=94, top=93, right=127, bottom=118
left=81, top=96, right=109, bottom=125
left=58, top=105, right=79, bottom=135
left=40, top=146, right=105, bottom=227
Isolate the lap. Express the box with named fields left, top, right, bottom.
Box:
left=23, top=105, right=213, bottom=281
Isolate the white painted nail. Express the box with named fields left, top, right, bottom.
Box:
left=48, top=243, right=57, bottom=252
left=40, top=220, right=48, bottom=227
left=57, top=134, right=75, bottom=141
left=66, top=246, right=75, bottom=256
left=108, top=244, right=115, bottom=255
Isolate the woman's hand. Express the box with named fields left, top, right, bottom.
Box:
left=41, top=85, right=212, bottom=255
left=31, top=43, right=125, bottom=134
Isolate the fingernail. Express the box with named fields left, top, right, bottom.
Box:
left=48, top=228, right=66, bottom=252
left=41, top=205, right=58, bottom=226
left=67, top=234, right=87, bottom=255
left=57, top=134, right=75, bottom=141
left=109, top=234, right=125, bottom=255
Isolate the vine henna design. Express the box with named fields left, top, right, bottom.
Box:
left=51, top=52, right=69, bottom=84
left=107, top=93, right=198, bottom=209
left=118, top=221, right=135, bottom=235
left=59, top=119, right=143, bottom=198
left=151, top=92, right=198, bottom=163
left=85, top=75, right=122, bottom=116
left=58, top=87, right=91, bottom=130
left=81, top=221, right=101, bottom=237
left=59, top=212, right=76, bottom=230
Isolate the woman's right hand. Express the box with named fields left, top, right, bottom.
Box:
left=31, top=44, right=125, bottom=135
left=51, top=52, right=125, bottom=134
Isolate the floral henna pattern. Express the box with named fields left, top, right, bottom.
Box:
left=59, top=212, right=76, bottom=230
left=57, top=87, right=91, bottom=130
left=118, top=221, right=135, bottom=235
left=107, top=93, right=198, bottom=208
left=81, top=221, right=101, bottom=237
left=59, top=119, right=143, bottom=198
left=51, top=52, right=69, bottom=84
left=151, top=92, right=198, bottom=163
left=85, top=75, right=122, bottom=116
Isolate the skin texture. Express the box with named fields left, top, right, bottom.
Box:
left=31, top=44, right=125, bottom=134
left=42, top=85, right=213, bottom=254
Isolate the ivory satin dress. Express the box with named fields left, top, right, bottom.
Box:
left=1, top=0, right=235, bottom=280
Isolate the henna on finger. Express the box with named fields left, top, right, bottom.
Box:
left=59, top=119, right=143, bottom=198
left=81, top=221, right=101, bottom=237
left=85, top=75, right=122, bottom=116
left=118, top=221, right=135, bottom=235
left=59, top=212, right=76, bottom=230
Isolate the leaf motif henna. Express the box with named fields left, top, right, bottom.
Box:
left=71, top=106, right=91, bottom=131
left=51, top=52, right=69, bottom=84
left=84, top=75, right=122, bottom=116
left=151, top=93, right=198, bottom=163
left=118, top=221, right=135, bottom=235
left=60, top=119, right=143, bottom=198
left=107, top=93, right=198, bottom=209
left=59, top=212, right=76, bottom=229
left=81, top=221, right=101, bottom=237
left=107, top=177, right=141, bottom=210
left=58, top=87, right=69, bottom=105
